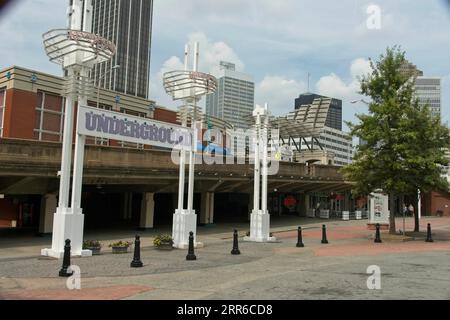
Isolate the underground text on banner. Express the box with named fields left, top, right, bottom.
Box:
left=77, top=105, right=193, bottom=151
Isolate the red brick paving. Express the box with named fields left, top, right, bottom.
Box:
left=313, top=241, right=450, bottom=257
left=0, top=285, right=152, bottom=300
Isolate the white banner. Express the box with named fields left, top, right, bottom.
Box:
left=77, top=106, right=193, bottom=150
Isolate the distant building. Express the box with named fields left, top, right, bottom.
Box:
left=399, top=61, right=423, bottom=78
left=272, top=97, right=352, bottom=166
left=295, top=93, right=342, bottom=131
left=205, top=61, right=255, bottom=129
left=400, top=60, right=441, bottom=119
left=415, top=77, right=441, bottom=118
left=91, top=0, right=154, bottom=99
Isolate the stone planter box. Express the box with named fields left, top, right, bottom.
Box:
left=85, top=246, right=101, bottom=255
left=156, top=243, right=173, bottom=250
left=111, top=246, right=129, bottom=254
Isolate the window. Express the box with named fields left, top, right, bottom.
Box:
left=85, top=101, right=112, bottom=146
left=34, top=91, right=64, bottom=142
left=0, top=88, right=5, bottom=137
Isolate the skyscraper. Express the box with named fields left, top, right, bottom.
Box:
left=205, top=61, right=255, bottom=129
left=295, top=93, right=342, bottom=131
left=91, top=0, right=154, bottom=99
left=400, top=60, right=441, bottom=119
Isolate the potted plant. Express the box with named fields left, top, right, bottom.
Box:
left=153, top=234, right=173, bottom=250
left=83, top=240, right=102, bottom=255
left=109, top=240, right=132, bottom=254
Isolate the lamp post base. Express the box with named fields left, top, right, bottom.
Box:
left=243, top=210, right=277, bottom=243
left=172, top=209, right=203, bottom=249
left=41, top=207, right=90, bottom=258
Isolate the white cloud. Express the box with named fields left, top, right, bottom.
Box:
left=256, top=76, right=306, bottom=116
left=187, top=32, right=245, bottom=76
left=315, top=58, right=372, bottom=101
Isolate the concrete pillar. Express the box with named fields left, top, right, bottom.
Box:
left=200, top=192, right=209, bottom=225
left=140, top=193, right=155, bottom=229
left=39, top=194, right=57, bottom=234
left=123, top=192, right=133, bottom=219
left=200, top=192, right=214, bottom=225
left=248, top=192, right=253, bottom=221
left=208, top=192, right=214, bottom=224
left=172, top=193, right=178, bottom=213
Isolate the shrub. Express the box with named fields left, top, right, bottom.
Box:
left=153, top=234, right=173, bottom=247
left=108, top=240, right=132, bottom=248
left=83, top=240, right=102, bottom=249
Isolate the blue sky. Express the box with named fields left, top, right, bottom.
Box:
left=1, top=0, right=450, bottom=130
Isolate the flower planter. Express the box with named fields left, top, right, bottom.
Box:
left=112, top=246, right=129, bottom=254
left=85, top=246, right=101, bottom=255
left=156, top=243, right=173, bottom=250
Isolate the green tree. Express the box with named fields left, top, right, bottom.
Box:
left=342, top=46, right=450, bottom=234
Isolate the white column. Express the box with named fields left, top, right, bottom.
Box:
left=176, top=44, right=189, bottom=211
left=187, top=42, right=199, bottom=212
left=245, top=105, right=276, bottom=243
left=42, top=68, right=91, bottom=258
left=68, top=67, right=90, bottom=256
left=57, top=70, right=75, bottom=209
left=172, top=42, right=200, bottom=249
left=39, top=194, right=57, bottom=234
left=261, top=107, right=268, bottom=212
left=42, top=69, right=76, bottom=258
left=140, top=192, right=155, bottom=229
left=253, top=115, right=261, bottom=212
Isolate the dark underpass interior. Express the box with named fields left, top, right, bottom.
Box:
left=1, top=191, right=301, bottom=236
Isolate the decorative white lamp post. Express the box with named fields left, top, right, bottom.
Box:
left=163, top=43, right=217, bottom=248
left=41, top=0, right=116, bottom=258
left=245, top=103, right=276, bottom=242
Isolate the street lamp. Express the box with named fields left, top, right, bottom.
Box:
left=96, top=64, right=120, bottom=108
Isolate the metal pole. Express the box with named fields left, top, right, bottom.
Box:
left=253, top=113, right=261, bottom=212
left=71, top=67, right=88, bottom=212
left=187, top=42, right=199, bottom=212
left=261, top=104, right=269, bottom=212
left=177, top=44, right=189, bottom=211
left=58, top=68, right=75, bottom=209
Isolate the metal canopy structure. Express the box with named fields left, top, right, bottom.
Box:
left=271, top=97, right=331, bottom=138
left=267, top=97, right=333, bottom=152
left=43, top=29, right=116, bottom=68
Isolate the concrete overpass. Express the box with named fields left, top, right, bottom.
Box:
left=0, top=138, right=354, bottom=232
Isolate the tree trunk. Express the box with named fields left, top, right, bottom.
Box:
left=389, top=192, right=396, bottom=234
left=414, top=191, right=420, bottom=233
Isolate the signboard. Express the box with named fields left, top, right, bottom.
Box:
left=369, top=192, right=389, bottom=225
left=77, top=105, right=193, bottom=150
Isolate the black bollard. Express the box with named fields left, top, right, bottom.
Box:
left=231, top=229, right=241, bottom=255
left=186, top=231, right=197, bottom=261
left=374, top=223, right=382, bottom=243
left=296, top=226, right=305, bottom=248
left=321, top=225, right=329, bottom=244
left=130, top=235, right=143, bottom=268
left=426, top=223, right=434, bottom=243
left=59, top=239, right=74, bottom=277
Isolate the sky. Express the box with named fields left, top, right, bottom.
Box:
left=1, top=0, right=450, bottom=131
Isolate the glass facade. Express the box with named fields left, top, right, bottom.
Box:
left=206, top=65, right=255, bottom=129
left=415, top=77, right=441, bottom=119
left=92, top=0, right=153, bottom=99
